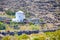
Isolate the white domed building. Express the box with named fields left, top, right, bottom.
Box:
left=12, top=11, right=25, bottom=22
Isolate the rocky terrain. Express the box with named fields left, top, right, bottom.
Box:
left=0, top=0, right=60, bottom=26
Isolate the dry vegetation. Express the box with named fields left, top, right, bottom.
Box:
left=1, top=30, right=60, bottom=40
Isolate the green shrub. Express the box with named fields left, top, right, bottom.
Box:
left=2, top=30, right=60, bottom=40
left=39, top=18, right=44, bottom=22
left=29, top=22, right=34, bottom=25
left=0, top=22, right=6, bottom=30
left=45, top=30, right=60, bottom=40
left=30, top=25, right=39, bottom=30
left=25, top=12, right=31, bottom=18
left=2, top=36, right=11, bottom=40
left=18, top=34, right=29, bottom=40
left=5, top=9, right=15, bottom=15
left=32, top=37, right=40, bottom=40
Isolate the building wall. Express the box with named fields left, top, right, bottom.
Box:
left=12, top=11, right=25, bottom=22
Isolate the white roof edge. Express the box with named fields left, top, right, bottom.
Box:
left=16, top=11, right=24, bottom=13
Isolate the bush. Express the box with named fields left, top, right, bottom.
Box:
left=39, top=18, right=44, bottom=22
left=30, top=25, right=39, bottom=30
left=25, top=12, right=31, bottom=18
left=5, top=9, right=15, bottom=15
left=18, top=34, right=29, bottom=40
left=2, top=30, right=60, bottom=40
left=45, top=30, right=60, bottom=40
left=14, top=24, right=19, bottom=29
left=2, top=36, right=11, bottom=40
left=29, top=22, right=34, bottom=25
left=0, top=22, right=6, bottom=30
left=32, top=36, right=40, bottom=40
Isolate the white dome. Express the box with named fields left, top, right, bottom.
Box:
left=16, top=11, right=24, bottom=14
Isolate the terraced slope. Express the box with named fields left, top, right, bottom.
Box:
left=0, top=0, right=60, bottom=24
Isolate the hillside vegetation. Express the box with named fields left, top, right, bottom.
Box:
left=2, top=30, right=60, bottom=40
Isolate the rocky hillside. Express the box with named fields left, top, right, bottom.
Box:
left=0, top=0, right=60, bottom=24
